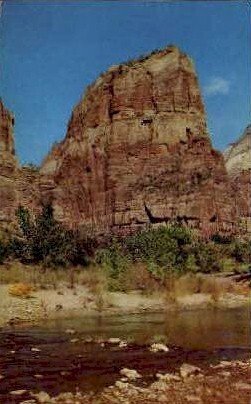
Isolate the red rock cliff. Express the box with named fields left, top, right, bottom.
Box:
left=40, top=46, right=236, bottom=236
left=0, top=101, right=40, bottom=226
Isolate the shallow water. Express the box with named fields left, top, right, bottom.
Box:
left=0, top=307, right=250, bottom=403
left=39, top=306, right=250, bottom=349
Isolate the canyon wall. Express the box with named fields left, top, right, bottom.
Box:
left=0, top=46, right=242, bottom=236
left=224, top=125, right=251, bottom=233
left=0, top=100, right=40, bottom=227
left=40, top=46, right=236, bottom=236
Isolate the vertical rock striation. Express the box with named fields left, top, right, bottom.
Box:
left=0, top=100, right=19, bottom=223
left=40, top=46, right=236, bottom=236
left=0, top=100, right=40, bottom=226
left=224, top=125, right=251, bottom=233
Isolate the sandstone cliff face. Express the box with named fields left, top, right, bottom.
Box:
left=40, top=46, right=236, bottom=236
left=0, top=101, right=40, bottom=226
left=0, top=100, right=19, bottom=223
left=224, top=125, right=251, bottom=175
left=224, top=125, right=251, bottom=232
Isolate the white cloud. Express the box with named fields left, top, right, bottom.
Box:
left=204, top=77, right=230, bottom=96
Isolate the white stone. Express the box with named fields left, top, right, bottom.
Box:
left=150, top=343, right=169, bottom=353
left=120, top=368, right=141, bottom=380
left=180, top=363, right=201, bottom=378
left=10, top=390, right=27, bottom=396
left=108, top=337, right=121, bottom=344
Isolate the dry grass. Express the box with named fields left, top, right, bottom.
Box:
left=8, top=283, right=34, bottom=298
left=0, top=262, right=107, bottom=292
left=164, top=273, right=248, bottom=304
left=76, top=266, right=108, bottom=311
left=116, top=262, right=160, bottom=294
left=0, top=262, right=68, bottom=287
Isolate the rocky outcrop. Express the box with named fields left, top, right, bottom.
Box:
left=224, top=125, right=251, bottom=233
left=0, top=100, right=40, bottom=226
left=40, top=46, right=236, bottom=236
left=224, top=125, right=251, bottom=175
left=0, top=100, right=19, bottom=224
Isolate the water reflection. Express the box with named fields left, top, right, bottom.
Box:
left=38, top=307, right=250, bottom=349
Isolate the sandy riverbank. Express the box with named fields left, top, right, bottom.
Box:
left=0, top=281, right=249, bottom=327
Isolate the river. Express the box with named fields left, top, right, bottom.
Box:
left=0, top=307, right=249, bottom=403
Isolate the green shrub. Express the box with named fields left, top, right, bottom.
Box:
left=229, top=240, right=251, bottom=263
left=11, top=204, right=88, bottom=268
left=124, top=225, right=193, bottom=272
left=0, top=241, right=9, bottom=264
left=191, top=241, right=221, bottom=273
left=95, top=239, right=130, bottom=280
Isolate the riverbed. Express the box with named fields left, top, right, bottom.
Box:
left=0, top=307, right=250, bottom=403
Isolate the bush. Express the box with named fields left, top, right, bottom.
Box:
left=229, top=240, right=251, bottom=263
left=190, top=241, right=221, bottom=273
left=11, top=204, right=88, bottom=268
left=95, top=239, right=130, bottom=289
left=124, top=225, right=192, bottom=272
left=0, top=241, right=9, bottom=264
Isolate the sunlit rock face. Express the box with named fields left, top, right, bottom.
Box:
left=40, top=46, right=236, bottom=236
left=224, top=125, right=251, bottom=233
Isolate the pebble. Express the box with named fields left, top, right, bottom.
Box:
left=31, top=391, right=51, bottom=402
left=115, top=380, right=130, bottom=390
left=31, top=347, right=41, bottom=352
left=60, top=371, right=71, bottom=376
left=34, top=374, right=44, bottom=379
left=70, top=338, right=79, bottom=343
left=150, top=343, right=169, bottom=353
left=156, top=372, right=181, bottom=382
left=119, top=341, right=128, bottom=348
left=65, top=328, right=76, bottom=335
left=180, top=363, right=201, bottom=378
left=214, top=360, right=232, bottom=368
left=120, top=368, right=141, bottom=380
left=108, top=337, right=121, bottom=344
left=10, top=389, right=27, bottom=396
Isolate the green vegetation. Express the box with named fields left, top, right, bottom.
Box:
left=0, top=205, right=250, bottom=292
left=4, top=204, right=91, bottom=268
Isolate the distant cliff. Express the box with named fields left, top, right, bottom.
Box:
left=224, top=125, right=251, bottom=233
left=0, top=46, right=242, bottom=236
left=224, top=125, right=251, bottom=175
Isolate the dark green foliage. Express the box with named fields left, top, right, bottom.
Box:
left=96, top=225, right=196, bottom=282
left=189, top=241, right=221, bottom=273
left=229, top=239, right=251, bottom=263
left=11, top=204, right=88, bottom=267
left=211, top=234, right=233, bottom=245
left=0, top=241, right=9, bottom=264
left=124, top=225, right=193, bottom=271
left=95, top=239, right=130, bottom=279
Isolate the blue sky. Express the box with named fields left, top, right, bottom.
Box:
left=0, top=0, right=250, bottom=165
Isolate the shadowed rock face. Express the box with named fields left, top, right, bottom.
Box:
left=0, top=100, right=19, bottom=223
left=0, top=101, right=40, bottom=226
left=40, top=46, right=236, bottom=236
left=224, top=125, right=251, bottom=233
